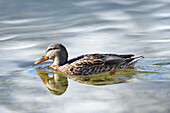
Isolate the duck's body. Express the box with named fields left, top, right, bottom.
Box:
left=35, top=43, right=144, bottom=75
left=53, top=54, right=143, bottom=75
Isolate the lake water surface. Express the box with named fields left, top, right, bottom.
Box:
left=0, top=0, right=170, bottom=113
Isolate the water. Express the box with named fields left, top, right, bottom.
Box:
left=0, top=0, right=170, bottom=113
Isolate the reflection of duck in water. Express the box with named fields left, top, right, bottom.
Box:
left=35, top=67, right=134, bottom=95
left=35, top=70, right=68, bottom=95
left=34, top=43, right=143, bottom=75
left=68, top=69, right=134, bottom=85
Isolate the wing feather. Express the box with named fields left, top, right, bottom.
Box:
left=60, top=54, right=137, bottom=75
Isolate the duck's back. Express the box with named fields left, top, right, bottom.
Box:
left=58, top=54, right=142, bottom=75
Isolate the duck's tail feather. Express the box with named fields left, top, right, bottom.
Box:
left=128, top=56, right=144, bottom=66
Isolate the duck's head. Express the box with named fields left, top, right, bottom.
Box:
left=34, top=43, right=68, bottom=66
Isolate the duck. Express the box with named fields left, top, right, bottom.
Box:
left=34, top=43, right=144, bottom=75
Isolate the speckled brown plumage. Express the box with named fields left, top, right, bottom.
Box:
left=56, top=54, right=143, bottom=75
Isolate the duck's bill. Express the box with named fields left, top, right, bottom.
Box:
left=34, top=54, right=49, bottom=65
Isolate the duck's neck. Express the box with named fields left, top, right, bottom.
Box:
left=52, top=56, right=67, bottom=66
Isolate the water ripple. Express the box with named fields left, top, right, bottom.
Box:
left=0, top=18, right=46, bottom=24
left=0, top=35, right=20, bottom=42
left=0, top=43, right=38, bottom=50
left=143, top=39, right=170, bottom=43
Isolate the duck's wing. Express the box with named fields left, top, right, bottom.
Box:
left=68, top=54, right=130, bottom=65
left=103, top=54, right=134, bottom=58
left=64, top=54, right=132, bottom=75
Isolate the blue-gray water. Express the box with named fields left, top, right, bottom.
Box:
left=0, top=0, right=170, bottom=113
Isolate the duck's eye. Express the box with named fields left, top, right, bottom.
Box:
left=47, top=47, right=59, bottom=52
left=48, top=48, right=53, bottom=51
left=53, top=47, right=58, bottom=49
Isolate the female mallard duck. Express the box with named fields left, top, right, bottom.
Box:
left=34, top=43, right=144, bottom=75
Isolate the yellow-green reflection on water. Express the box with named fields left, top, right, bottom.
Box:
left=35, top=66, right=153, bottom=95
left=35, top=70, right=68, bottom=95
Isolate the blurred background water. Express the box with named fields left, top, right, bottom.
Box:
left=0, top=0, right=170, bottom=113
